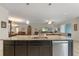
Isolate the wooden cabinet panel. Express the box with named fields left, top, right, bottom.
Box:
left=3, top=40, right=14, bottom=56
left=40, top=46, right=52, bottom=56
left=14, top=41, right=28, bottom=56
left=3, top=40, right=52, bottom=56
left=28, top=40, right=52, bottom=56
left=28, top=46, right=40, bottom=56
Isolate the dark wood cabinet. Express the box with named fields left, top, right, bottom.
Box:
left=40, top=46, right=52, bottom=56
left=14, top=41, right=28, bottom=56
left=3, top=40, right=52, bottom=56
left=3, top=40, right=14, bottom=56
left=28, top=46, right=40, bottom=56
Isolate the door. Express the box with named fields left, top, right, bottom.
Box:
left=27, top=25, right=32, bottom=35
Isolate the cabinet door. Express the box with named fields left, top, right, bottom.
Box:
left=4, top=40, right=52, bottom=56
left=40, top=46, right=52, bottom=56
left=28, top=41, right=40, bottom=56
left=28, top=40, right=52, bottom=56
left=3, top=40, right=14, bottom=56
left=40, top=41, right=52, bottom=56
left=28, top=46, right=40, bottom=56
left=14, top=41, right=28, bottom=56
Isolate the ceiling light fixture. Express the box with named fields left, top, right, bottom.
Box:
left=26, top=3, right=30, bottom=5
left=48, top=3, right=52, bottom=6
left=48, top=21, right=52, bottom=24
left=45, top=19, right=55, bottom=25
left=26, top=20, right=30, bottom=25
left=8, top=16, right=24, bottom=23
left=12, top=24, right=19, bottom=27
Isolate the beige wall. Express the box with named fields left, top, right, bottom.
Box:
left=0, top=6, right=9, bottom=39
left=0, top=40, right=3, bottom=56
left=72, top=17, right=79, bottom=56
left=0, top=6, right=9, bottom=56
left=73, top=40, right=79, bottom=56
left=72, top=18, right=79, bottom=40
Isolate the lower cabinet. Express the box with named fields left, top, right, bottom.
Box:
left=3, top=40, right=14, bottom=56
left=3, top=40, right=52, bottom=56
left=28, top=46, right=40, bottom=56
left=40, top=46, right=52, bottom=56
left=28, top=41, right=52, bottom=56
left=14, top=41, right=28, bottom=56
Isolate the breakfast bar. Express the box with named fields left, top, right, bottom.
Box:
left=2, top=35, right=73, bottom=56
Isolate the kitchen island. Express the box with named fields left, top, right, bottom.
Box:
left=0, top=35, right=72, bottom=56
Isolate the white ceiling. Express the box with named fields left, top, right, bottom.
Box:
left=0, top=3, right=79, bottom=27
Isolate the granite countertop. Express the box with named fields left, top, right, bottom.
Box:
left=6, top=35, right=72, bottom=40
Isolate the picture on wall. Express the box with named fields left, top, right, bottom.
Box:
left=1, top=21, right=7, bottom=28
left=74, top=24, right=77, bottom=31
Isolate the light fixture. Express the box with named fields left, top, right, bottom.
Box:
left=48, top=3, right=52, bottom=6
left=26, top=3, right=30, bottom=5
left=26, top=20, right=30, bottom=25
left=48, top=21, right=52, bottom=24
left=8, top=16, right=24, bottom=23
left=45, top=20, right=53, bottom=25
left=12, top=24, right=19, bottom=27
left=45, top=19, right=55, bottom=25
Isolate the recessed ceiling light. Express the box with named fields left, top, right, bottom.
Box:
left=48, top=3, right=52, bottom=6
left=26, top=3, right=30, bottom=5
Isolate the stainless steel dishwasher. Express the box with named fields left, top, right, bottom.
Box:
left=52, top=41, right=68, bottom=56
